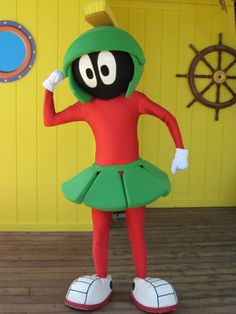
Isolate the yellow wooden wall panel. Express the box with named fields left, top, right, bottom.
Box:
left=110, top=0, right=224, bottom=12
left=203, top=13, right=227, bottom=202
left=0, top=1, right=17, bottom=224
left=112, top=7, right=129, bottom=29
left=219, top=7, right=236, bottom=200
left=172, top=11, right=195, bottom=202
left=16, top=0, right=38, bottom=224
left=37, top=0, right=59, bottom=224
left=57, top=0, right=79, bottom=225
left=188, top=12, right=212, bottom=202
left=128, top=8, right=146, bottom=92
left=220, top=8, right=236, bottom=201
left=0, top=85, right=17, bottom=224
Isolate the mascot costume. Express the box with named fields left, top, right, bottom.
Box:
left=43, top=25, right=188, bottom=313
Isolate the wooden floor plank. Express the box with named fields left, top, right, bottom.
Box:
left=0, top=207, right=235, bottom=313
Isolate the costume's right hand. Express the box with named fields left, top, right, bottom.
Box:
left=42, top=70, right=64, bottom=92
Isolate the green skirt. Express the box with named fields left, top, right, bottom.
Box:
left=61, top=159, right=171, bottom=212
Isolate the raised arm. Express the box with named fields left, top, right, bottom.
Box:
left=137, top=92, right=188, bottom=173
left=43, top=71, right=85, bottom=126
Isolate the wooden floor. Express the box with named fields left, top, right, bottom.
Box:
left=0, top=207, right=236, bottom=314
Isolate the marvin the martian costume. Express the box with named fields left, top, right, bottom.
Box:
left=43, top=26, right=188, bottom=313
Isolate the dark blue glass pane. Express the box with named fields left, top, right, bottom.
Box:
left=0, top=31, right=26, bottom=72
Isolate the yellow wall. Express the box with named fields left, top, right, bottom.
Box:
left=0, top=0, right=235, bottom=231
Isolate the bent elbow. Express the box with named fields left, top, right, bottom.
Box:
left=163, top=112, right=177, bottom=126
left=44, top=118, right=55, bottom=127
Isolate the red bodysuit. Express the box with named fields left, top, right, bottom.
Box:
left=44, top=89, right=184, bottom=278
left=44, top=90, right=183, bottom=164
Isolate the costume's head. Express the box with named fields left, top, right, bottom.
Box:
left=63, top=26, right=145, bottom=103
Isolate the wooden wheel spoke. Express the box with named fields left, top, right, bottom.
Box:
left=176, top=74, right=188, bottom=78
left=187, top=98, right=197, bottom=108
left=215, top=108, right=220, bottom=121
left=189, top=44, right=198, bottom=54
left=217, top=50, right=222, bottom=70
left=193, top=74, right=212, bottom=78
left=226, top=75, right=236, bottom=79
left=201, top=57, right=215, bottom=72
left=187, top=81, right=215, bottom=108
left=219, top=33, right=223, bottom=45
left=222, top=82, right=235, bottom=97
left=199, top=81, right=215, bottom=96
left=176, top=74, right=212, bottom=78
left=223, top=58, right=236, bottom=73
left=216, top=84, right=221, bottom=103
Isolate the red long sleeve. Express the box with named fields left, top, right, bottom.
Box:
left=138, top=92, right=184, bottom=148
left=43, top=89, right=85, bottom=126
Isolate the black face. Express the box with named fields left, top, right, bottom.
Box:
left=72, top=50, right=134, bottom=100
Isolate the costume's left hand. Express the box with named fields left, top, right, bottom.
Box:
left=171, top=148, right=188, bottom=174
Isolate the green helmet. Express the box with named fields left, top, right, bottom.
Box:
left=63, top=26, right=145, bottom=103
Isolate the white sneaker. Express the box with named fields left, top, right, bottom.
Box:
left=64, top=274, right=112, bottom=310
left=131, top=277, right=178, bottom=313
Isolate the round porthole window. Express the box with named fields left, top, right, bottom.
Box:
left=0, top=20, right=36, bottom=82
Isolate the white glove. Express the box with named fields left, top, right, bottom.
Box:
left=171, top=148, right=188, bottom=174
left=42, top=70, right=64, bottom=92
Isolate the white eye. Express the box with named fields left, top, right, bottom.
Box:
left=97, top=51, right=117, bottom=85
left=78, top=54, right=97, bottom=88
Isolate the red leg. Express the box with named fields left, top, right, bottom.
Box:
left=126, top=206, right=147, bottom=278
left=92, top=208, right=112, bottom=278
